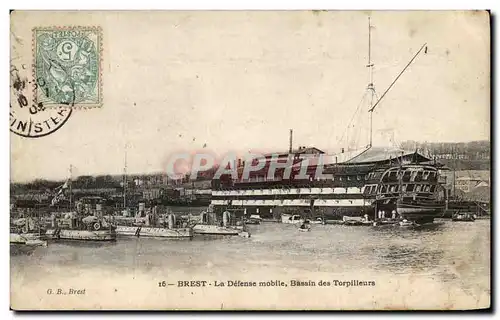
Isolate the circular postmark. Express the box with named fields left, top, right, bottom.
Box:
left=10, top=64, right=72, bottom=138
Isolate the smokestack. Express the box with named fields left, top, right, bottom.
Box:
left=289, top=129, right=293, bottom=153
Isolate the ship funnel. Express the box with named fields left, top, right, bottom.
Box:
left=167, top=213, right=176, bottom=229
left=223, top=211, right=231, bottom=227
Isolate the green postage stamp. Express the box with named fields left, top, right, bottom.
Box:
left=33, top=27, right=102, bottom=108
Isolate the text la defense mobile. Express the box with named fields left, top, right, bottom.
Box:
left=174, top=280, right=376, bottom=288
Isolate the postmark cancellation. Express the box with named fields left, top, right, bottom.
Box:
left=33, top=26, right=102, bottom=108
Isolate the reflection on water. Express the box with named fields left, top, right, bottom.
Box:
left=11, top=218, right=490, bottom=308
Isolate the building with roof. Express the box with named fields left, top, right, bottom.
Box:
left=455, top=176, right=489, bottom=193
left=439, top=170, right=490, bottom=203
left=440, top=170, right=490, bottom=192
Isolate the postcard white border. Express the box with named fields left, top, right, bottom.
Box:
left=2, top=0, right=497, bottom=318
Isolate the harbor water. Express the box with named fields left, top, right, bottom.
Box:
left=11, top=217, right=490, bottom=310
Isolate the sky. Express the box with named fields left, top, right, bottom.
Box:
left=10, top=11, right=490, bottom=182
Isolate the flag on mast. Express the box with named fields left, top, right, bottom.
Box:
left=50, top=179, right=70, bottom=206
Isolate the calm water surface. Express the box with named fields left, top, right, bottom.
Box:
left=10, top=218, right=490, bottom=309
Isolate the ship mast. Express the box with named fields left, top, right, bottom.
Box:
left=123, top=148, right=127, bottom=209
left=69, top=164, right=73, bottom=210
left=367, top=17, right=376, bottom=148
left=366, top=18, right=427, bottom=148
left=341, top=18, right=426, bottom=152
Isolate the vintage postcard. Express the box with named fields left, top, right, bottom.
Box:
left=10, top=11, right=490, bottom=310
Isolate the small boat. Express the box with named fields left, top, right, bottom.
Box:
left=309, top=217, right=324, bottom=225
left=25, top=239, right=48, bottom=247
left=261, top=218, right=280, bottom=223
left=10, top=232, right=46, bottom=246
left=372, top=219, right=398, bottom=226
left=324, top=220, right=345, bottom=225
left=10, top=233, right=29, bottom=244
left=243, top=218, right=261, bottom=225
left=193, top=209, right=250, bottom=236
left=45, top=228, right=116, bottom=241
left=452, top=211, right=475, bottom=222
left=249, top=214, right=262, bottom=222
left=342, top=216, right=372, bottom=226
left=298, top=225, right=311, bottom=232
left=474, top=215, right=489, bottom=220
left=399, top=219, right=419, bottom=227
left=10, top=215, right=47, bottom=246
left=193, top=224, right=241, bottom=235
left=44, top=212, right=116, bottom=241
left=298, top=220, right=311, bottom=232
left=115, top=226, right=193, bottom=238
left=281, top=214, right=304, bottom=224
left=344, top=220, right=373, bottom=226
left=238, top=231, right=251, bottom=238
left=372, top=220, right=398, bottom=227
left=43, top=179, right=116, bottom=242
left=114, top=208, right=193, bottom=239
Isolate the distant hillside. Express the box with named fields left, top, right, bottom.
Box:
left=400, top=140, right=489, bottom=159
left=438, top=159, right=490, bottom=170
left=400, top=140, right=490, bottom=170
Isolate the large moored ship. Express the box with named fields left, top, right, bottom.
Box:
left=211, top=147, right=445, bottom=223
left=210, top=18, right=446, bottom=223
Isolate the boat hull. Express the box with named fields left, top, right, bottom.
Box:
left=193, top=224, right=241, bottom=235
left=115, top=226, right=193, bottom=238
left=10, top=233, right=41, bottom=244
left=45, top=229, right=116, bottom=241
left=309, top=221, right=324, bottom=225
left=344, top=220, right=372, bottom=226
left=243, top=219, right=261, bottom=225
left=281, top=214, right=304, bottom=224
left=396, top=200, right=445, bottom=223
left=451, top=212, right=476, bottom=222
left=324, top=220, right=345, bottom=225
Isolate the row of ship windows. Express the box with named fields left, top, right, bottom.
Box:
left=238, top=171, right=438, bottom=183
left=240, top=175, right=366, bottom=182
left=364, top=184, right=436, bottom=194
left=314, top=175, right=364, bottom=181
left=367, top=170, right=437, bottom=181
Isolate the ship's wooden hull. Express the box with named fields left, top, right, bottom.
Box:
left=397, top=200, right=445, bottom=222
